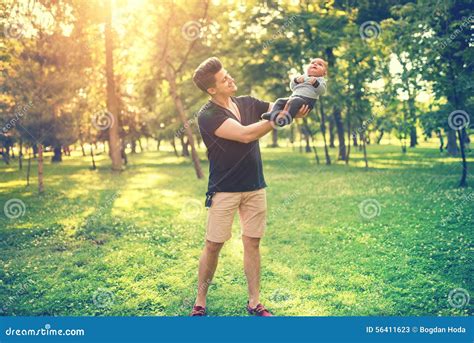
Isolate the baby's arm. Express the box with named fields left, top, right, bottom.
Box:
left=312, top=77, right=327, bottom=96
left=289, top=75, right=305, bottom=91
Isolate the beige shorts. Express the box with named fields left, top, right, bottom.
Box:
left=205, top=188, right=267, bottom=243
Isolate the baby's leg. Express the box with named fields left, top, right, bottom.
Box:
left=287, top=97, right=308, bottom=119
left=261, top=98, right=288, bottom=121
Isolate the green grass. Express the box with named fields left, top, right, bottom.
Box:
left=0, top=143, right=473, bottom=316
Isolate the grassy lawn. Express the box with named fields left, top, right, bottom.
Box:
left=0, top=143, right=472, bottom=316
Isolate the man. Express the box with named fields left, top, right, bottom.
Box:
left=191, top=57, right=309, bottom=316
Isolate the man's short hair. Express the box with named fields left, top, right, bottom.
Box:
left=192, top=57, right=222, bottom=93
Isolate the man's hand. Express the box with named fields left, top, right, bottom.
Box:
left=296, top=75, right=305, bottom=83
left=309, top=77, right=318, bottom=85
left=295, top=104, right=310, bottom=118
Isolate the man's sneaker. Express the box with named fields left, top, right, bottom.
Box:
left=247, top=301, right=273, bottom=317
left=190, top=305, right=206, bottom=316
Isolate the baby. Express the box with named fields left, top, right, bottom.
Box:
left=261, top=58, right=327, bottom=126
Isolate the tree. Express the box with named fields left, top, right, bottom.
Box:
left=139, top=1, right=211, bottom=179
left=383, top=5, right=428, bottom=148
left=2, top=0, right=92, bottom=192
left=104, top=0, right=122, bottom=171
left=415, top=0, right=472, bottom=186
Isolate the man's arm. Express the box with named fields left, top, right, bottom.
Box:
left=215, top=119, right=274, bottom=144
left=215, top=103, right=309, bottom=144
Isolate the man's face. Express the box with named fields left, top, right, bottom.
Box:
left=307, top=58, right=327, bottom=77
left=207, top=68, right=237, bottom=96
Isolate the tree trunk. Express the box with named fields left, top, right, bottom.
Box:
left=19, top=138, right=23, bottom=170
left=352, top=132, right=358, bottom=147
left=170, top=138, right=179, bottom=157
left=325, top=46, right=337, bottom=152
left=138, top=139, right=143, bottom=152
left=290, top=124, right=295, bottom=151
left=346, top=120, right=351, bottom=165
left=402, top=59, right=418, bottom=148
left=270, top=129, right=278, bottom=148
left=121, top=142, right=128, bottom=165
left=164, top=64, right=203, bottom=179
left=304, top=131, right=311, bottom=153
left=462, top=128, right=470, bottom=150
left=131, top=140, right=137, bottom=154
left=409, top=126, right=417, bottom=148
left=303, top=120, right=319, bottom=163
left=196, top=134, right=201, bottom=149
left=446, top=63, right=468, bottom=186
left=105, top=0, right=123, bottom=171
left=446, top=129, right=458, bottom=156
left=436, top=130, right=444, bottom=152
left=302, top=120, right=311, bottom=153
left=180, top=136, right=190, bottom=157
left=3, top=146, right=10, bottom=164
left=333, top=106, right=346, bottom=160
left=51, top=145, right=62, bottom=163
left=157, top=139, right=161, bottom=151
left=312, top=145, right=320, bottom=165
left=38, top=144, right=44, bottom=194
left=319, top=101, right=331, bottom=165
left=376, top=129, right=384, bottom=144
left=33, top=144, right=37, bottom=158
left=298, top=124, right=303, bottom=153
left=328, top=114, right=335, bottom=148
left=80, top=143, right=86, bottom=156
left=361, top=133, right=369, bottom=168
left=90, top=144, right=96, bottom=170
left=401, top=140, right=407, bottom=153
left=26, top=149, right=32, bottom=186
left=457, top=130, right=468, bottom=187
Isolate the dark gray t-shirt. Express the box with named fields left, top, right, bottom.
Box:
left=197, top=95, right=269, bottom=193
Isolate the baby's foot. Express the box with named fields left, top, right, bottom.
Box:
left=272, top=111, right=293, bottom=127
left=262, top=111, right=292, bottom=127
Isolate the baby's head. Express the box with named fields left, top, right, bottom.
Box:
left=306, top=58, right=327, bottom=77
